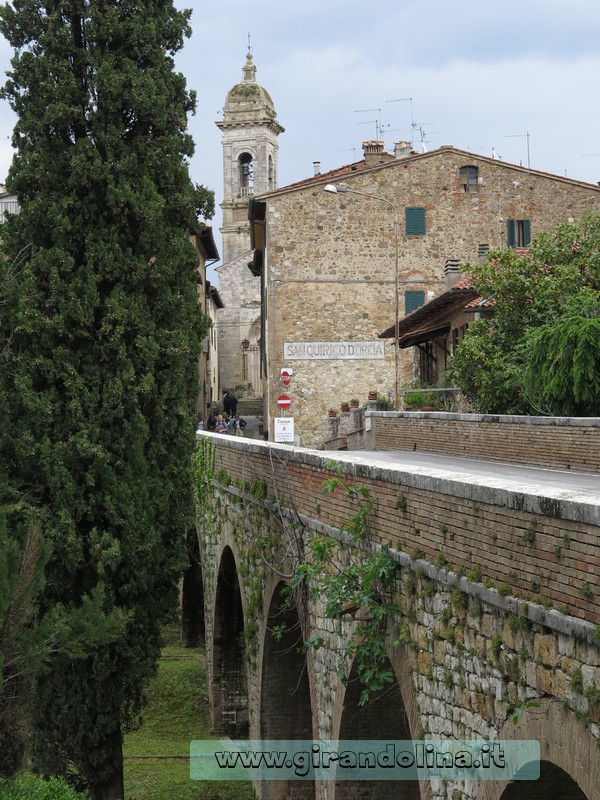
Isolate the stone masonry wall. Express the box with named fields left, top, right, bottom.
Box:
left=197, top=435, right=600, bottom=800
left=262, top=149, right=600, bottom=448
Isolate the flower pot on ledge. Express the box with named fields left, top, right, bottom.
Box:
left=368, top=391, right=378, bottom=401
left=350, top=400, right=359, bottom=408
left=328, top=409, right=338, bottom=418
left=340, top=403, right=350, bottom=413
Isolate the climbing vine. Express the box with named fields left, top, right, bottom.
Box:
left=193, top=437, right=216, bottom=508
left=292, top=460, right=405, bottom=705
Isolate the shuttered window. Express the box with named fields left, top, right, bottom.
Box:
left=405, top=207, right=426, bottom=236
left=507, top=219, right=531, bottom=248
left=405, top=290, right=425, bottom=314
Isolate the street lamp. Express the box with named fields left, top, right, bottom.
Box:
left=323, top=183, right=400, bottom=411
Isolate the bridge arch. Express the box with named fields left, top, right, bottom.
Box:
left=259, top=579, right=314, bottom=799
left=331, top=630, right=424, bottom=800
left=211, top=544, right=249, bottom=738
left=181, top=532, right=205, bottom=647
left=476, top=700, right=596, bottom=800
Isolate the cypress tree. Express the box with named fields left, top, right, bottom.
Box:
left=0, top=2, right=210, bottom=796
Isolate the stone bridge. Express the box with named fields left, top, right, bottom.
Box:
left=191, top=429, right=600, bottom=800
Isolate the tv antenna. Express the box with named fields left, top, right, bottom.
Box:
left=334, top=147, right=358, bottom=160
left=413, top=122, right=439, bottom=153
left=386, top=97, right=414, bottom=146
left=505, top=131, right=531, bottom=169
left=354, top=108, right=388, bottom=141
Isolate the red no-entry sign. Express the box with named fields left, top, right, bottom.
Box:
left=277, top=394, right=292, bottom=409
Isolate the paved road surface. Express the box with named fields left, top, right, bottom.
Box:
left=199, top=415, right=263, bottom=440
left=319, top=449, right=600, bottom=500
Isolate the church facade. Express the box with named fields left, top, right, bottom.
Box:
left=216, top=53, right=284, bottom=397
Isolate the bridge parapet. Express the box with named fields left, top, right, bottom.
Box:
left=354, top=411, right=600, bottom=474
left=201, top=433, right=599, bottom=622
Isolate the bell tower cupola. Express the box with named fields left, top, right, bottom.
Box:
left=216, top=51, right=284, bottom=397
left=217, top=51, right=284, bottom=265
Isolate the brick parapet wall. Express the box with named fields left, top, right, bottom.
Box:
left=366, top=411, right=600, bottom=472
left=201, top=433, right=600, bottom=623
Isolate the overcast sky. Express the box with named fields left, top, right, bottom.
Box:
left=2, top=0, right=600, bottom=284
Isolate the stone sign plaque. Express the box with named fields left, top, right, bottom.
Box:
left=283, top=341, right=385, bottom=360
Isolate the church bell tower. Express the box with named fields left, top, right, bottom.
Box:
left=216, top=51, right=284, bottom=397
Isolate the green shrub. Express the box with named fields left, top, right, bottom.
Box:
left=0, top=776, right=87, bottom=800
left=404, top=390, right=438, bottom=410
left=376, top=394, right=394, bottom=411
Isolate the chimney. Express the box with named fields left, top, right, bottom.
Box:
left=362, top=140, right=386, bottom=166
left=313, top=161, right=321, bottom=176
left=394, top=141, right=412, bottom=159
left=444, top=259, right=462, bottom=288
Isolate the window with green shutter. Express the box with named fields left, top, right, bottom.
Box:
left=405, top=290, right=425, bottom=314
left=507, top=219, right=531, bottom=248
left=405, top=207, right=426, bottom=236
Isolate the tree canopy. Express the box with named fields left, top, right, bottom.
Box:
left=447, top=213, right=600, bottom=415
left=0, top=1, right=209, bottom=797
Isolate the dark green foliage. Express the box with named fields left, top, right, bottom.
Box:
left=447, top=213, right=600, bottom=415
left=0, top=503, right=48, bottom=778
left=524, top=303, right=600, bottom=415
left=0, top=1, right=209, bottom=796
left=0, top=774, right=87, bottom=799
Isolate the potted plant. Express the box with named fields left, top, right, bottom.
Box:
left=368, top=390, right=378, bottom=401
left=340, top=401, right=350, bottom=413
left=350, top=399, right=359, bottom=408
left=328, top=408, right=338, bottom=417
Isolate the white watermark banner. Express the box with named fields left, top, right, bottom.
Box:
left=190, top=739, right=540, bottom=781
left=284, top=341, right=385, bottom=360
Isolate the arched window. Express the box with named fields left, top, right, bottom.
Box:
left=460, top=165, right=478, bottom=193
left=238, top=152, right=253, bottom=197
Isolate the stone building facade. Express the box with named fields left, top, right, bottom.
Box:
left=190, top=224, right=221, bottom=419
left=216, top=52, right=284, bottom=396
left=250, top=144, right=600, bottom=447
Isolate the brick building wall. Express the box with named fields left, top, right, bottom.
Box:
left=256, top=147, right=600, bottom=447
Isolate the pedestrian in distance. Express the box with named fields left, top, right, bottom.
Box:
left=206, top=411, right=217, bottom=431
left=228, top=391, right=238, bottom=416
left=222, top=391, right=231, bottom=416
left=232, top=414, right=246, bottom=437
left=215, top=414, right=228, bottom=434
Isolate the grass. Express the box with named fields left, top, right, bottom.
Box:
left=123, top=627, right=254, bottom=800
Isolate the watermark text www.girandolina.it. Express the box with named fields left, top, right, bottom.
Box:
left=190, top=739, right=541, bottom=781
